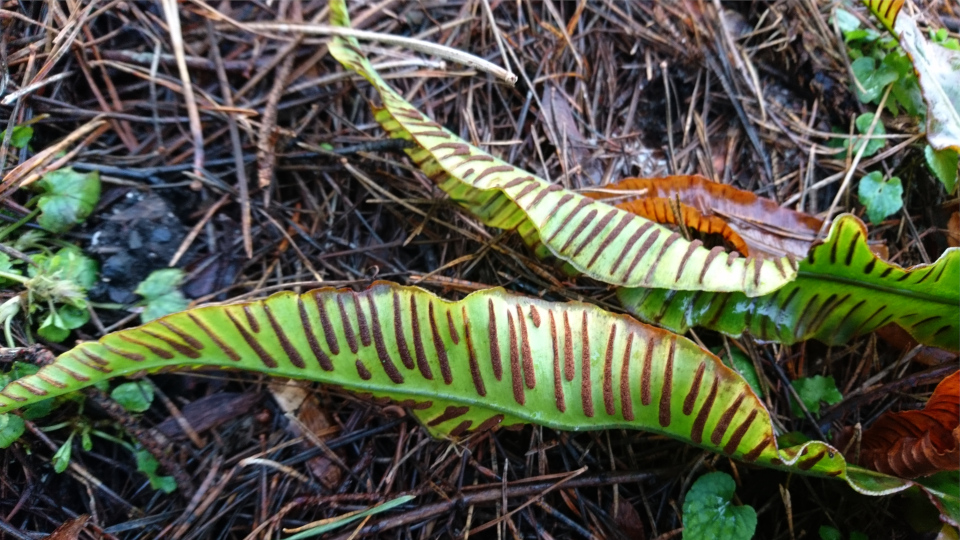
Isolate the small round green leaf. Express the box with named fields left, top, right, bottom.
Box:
left=858, top=171, right=903, bottom=225
left=135, top=269, right=189, bottom=323
left=791, top=375, right=843, bottom=417
left=134, top=448, right=177, bottom=493
left=35, top=168, right=101, bottom=233
left=820, top=526, right=843, bottom=540
left=853, top=113, right=887, bottom=157
left=833, top=9, right=860, bottom=35
left=110, top=381, right=154, bottom=413
left=851, top=57, right=899, bottom=103
left=0, top=414, right=25, bottom=448
left=37, top=311, right=70, bottom=343
left=0, top=125, right=34, bottom=149
left=683, top=472, right=756, bottom=540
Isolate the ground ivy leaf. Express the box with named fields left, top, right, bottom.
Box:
left=57, top=305, right=89, bottom=330
left=134, top=269, right=185, bottom=299
left=833, top=9, right=860, bottom=35
left=851, top=56, right=899, bottom=103
left=135, top=269, right=189, bottom=322
left=0, top=414, right=25, bottom=448
left=883, top=51, right=923, bottom=116
left=35, top=168, right=101, bottom=233
left=0, top=125, right=33, bottom=149
left=110, top=381, right=154, bottom=413
left=135, top=448, right=177, bottom=493
left=791, top=375, right=843, bottom=417
left=853, top=113, right=887, bottom=157
left=857, top=171, right=903, bottom=224
left=682, top=472, right=757, bottom=540
left=925, top=146, right=959, bottom=193
left=820, top=526, right=843, bottom=540
left=37, top=311, right=70, bottom=343
left=829, top=114, right=887, bottom=158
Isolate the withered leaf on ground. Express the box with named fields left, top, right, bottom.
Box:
left=540, top=83, right=604, bottom=187
left=585, top=175, right=823, bottom=259
left=269, top=379, right=343, bottom=488
left=40, top=515, right=88, bottom=540
left=854, top=370, right=959, bottom=478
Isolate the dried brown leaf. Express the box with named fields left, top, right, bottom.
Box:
left=269, top=380, right=342, bottom=488
left=586, top=175, right=822, bottom=259
left=612, top=499, right=646, bottom=540
left=857, top=371, right=959, bottom=478
left=41, top=515, right=88, bottom=540
left=540, top=83, right=603, bottom=186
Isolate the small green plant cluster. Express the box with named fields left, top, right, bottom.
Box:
left=835, top=9, right=922, bottom=116
left=832, top=7, right=959, bottom=225
left=0, top=362, right=173, bottom=492
left=0, top=124, right=189, bottom=491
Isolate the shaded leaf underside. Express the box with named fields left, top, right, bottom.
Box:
left=327, top=7, right=796, bottom=296
left=619, top=215, right=960, bottom=351
left=0, top=281, right=943, bottom=511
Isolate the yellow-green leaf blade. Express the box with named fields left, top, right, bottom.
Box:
left=327, top=2, right=795, bottom=296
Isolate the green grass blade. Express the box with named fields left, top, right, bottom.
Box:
left=619, top=214, right=960, bottom=351
left=284, top=495, right=415, bottom=539
left=327, top=0, right=795, bottom=296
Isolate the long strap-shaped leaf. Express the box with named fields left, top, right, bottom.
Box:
left=327, top=1, right=795, bottom=296
left=0, top=282, right=953, bottom=521
left=619, top=214, right=960, bottom=351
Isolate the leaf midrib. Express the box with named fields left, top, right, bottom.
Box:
left=798, top=270, right=957, bottom=306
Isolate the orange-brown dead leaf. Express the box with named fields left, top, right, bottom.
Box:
left=269, top=380, right=343, bottom=488
left=610, top=196, right=751, bottom=255
left=41, top=515, right=88, bottom=540
left=585, top=175, right=823, bottom=259
left=857, top=371, right=959, bottom=478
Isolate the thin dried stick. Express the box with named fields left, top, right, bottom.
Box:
left=236, top=22, right=517, bottom=85
left=161, top=0, right=205, bottom=180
